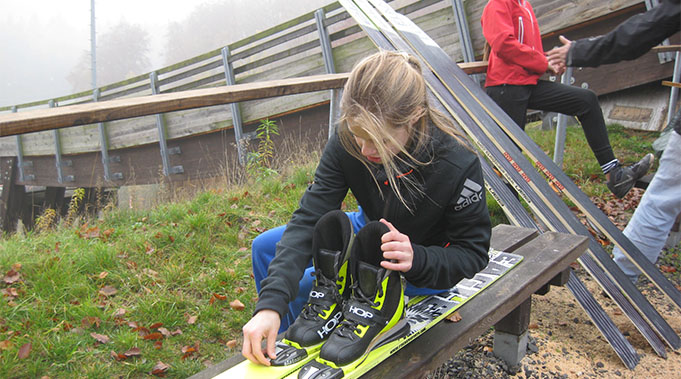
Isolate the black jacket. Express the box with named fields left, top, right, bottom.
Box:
left=255, top=125, right=491, bottom=318
left=568, top=0, right=680, bottom=67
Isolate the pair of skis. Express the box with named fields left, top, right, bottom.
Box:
left=339, top=0, right=681, bottom=370
left=216, top=250, right=522, bottom=378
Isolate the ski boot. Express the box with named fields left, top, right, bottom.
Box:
left=299, top=221, right=409, bottom=377
left=272, top=210, right=354, bottom=366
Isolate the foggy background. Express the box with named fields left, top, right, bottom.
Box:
left=1, top=0, right=333, bottom=108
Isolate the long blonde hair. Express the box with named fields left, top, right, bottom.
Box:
left=338, top=50, right=469, bottom=211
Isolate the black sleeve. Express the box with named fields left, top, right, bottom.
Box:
left=254, top=135, right=349, bottom=319
left=404, top=156, right=491, bottom=289
left=568, top=0, right=680, bottom=67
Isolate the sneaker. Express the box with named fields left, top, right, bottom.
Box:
left=606, top=153, right=654, bottom=198
left=274, top=210, right=354, bottom=366
left=317, top=221, right=409, bottom=367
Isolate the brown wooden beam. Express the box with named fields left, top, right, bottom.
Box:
left=0, top=73, right=350, bottom=137
left=652, top=45, right=681, bottom=53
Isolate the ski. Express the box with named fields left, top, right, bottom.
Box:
left=296, top=250, right=523, bottom=379
left=213, top=339, right=322, bottom=379
left=339, top=0, right=670, bottom=366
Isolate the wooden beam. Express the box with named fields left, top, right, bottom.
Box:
left=458, top=60, right=488, bottom=74
left=0, top=61, right=488, bottom=139
left=652, top=45, right=681, bottom=53
left=0, top=74, right=350, bottom=137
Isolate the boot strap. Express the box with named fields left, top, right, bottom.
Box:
left=342, top=299, right=386, bottom=326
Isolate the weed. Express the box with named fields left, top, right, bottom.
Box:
left=246, top=118, right=280, bottom=180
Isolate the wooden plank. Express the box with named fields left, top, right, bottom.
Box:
left=0, top=74, right=349, bottom=138
left=653, top=45, right=681, bottom=53
left=365, top=230, right=589, bottom=378
left=662, top=81, right=681, bottom=89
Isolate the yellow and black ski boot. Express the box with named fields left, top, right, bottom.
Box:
left=314, top=221, right=408, bottom=369
left=272, top=210, right=354, bottom=366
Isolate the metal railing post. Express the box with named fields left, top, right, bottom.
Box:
left=221, top=47, right=247, bottom=165
left=11, top=106, right=33, bottom=182
left=93, top=89, right=123, bottom=181
left=451, top=0, right=481, bottom=85
left=553, top=67, right=573, bottom=167
left=315, top=9, right=341, bottom=136
left=149, top=71, right=183, bottom=176
left=50, top=100, right=74, bottom=184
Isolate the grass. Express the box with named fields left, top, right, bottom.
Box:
left=0, top=121, right=676, bottom=378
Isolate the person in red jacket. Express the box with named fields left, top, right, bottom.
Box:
left=481, top=0, right=653, bottom=199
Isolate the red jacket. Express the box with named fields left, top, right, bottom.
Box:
left=481, top=0, right=547, bottom=87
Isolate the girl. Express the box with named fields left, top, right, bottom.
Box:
left=242, top=50, right=491, bottom=365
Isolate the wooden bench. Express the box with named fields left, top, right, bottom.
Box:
left=189, top=224, right=588, bottom=378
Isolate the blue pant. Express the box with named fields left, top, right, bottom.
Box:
left=612, top=130, right=681, bottom=283
left=252, top=207, right=444, bottom=332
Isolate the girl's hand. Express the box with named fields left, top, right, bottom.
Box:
left=379, top=218, right=413, bottom=272
left=242, top=309, right=280, bottom=366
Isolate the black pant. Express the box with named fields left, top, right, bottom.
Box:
left=486, top=80, right=616, bottom=168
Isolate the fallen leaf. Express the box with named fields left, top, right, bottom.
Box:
left=143, top=268, right=159, bottom=277
left=528, top=323, right=539, bottom=330
left=0, top=340, right=13, bottom=350
left=181, top=346, right=196, bottom=354
left=151, top=361, right=169, bottom=376
left=226, top=340, right=237, bottom=348
left=187, top=315, right=198, bottom=325
left=99, top=286, right=118, bottom=297
left=17, top=342, right=31, bottom=359
left=91, top=332, right=110, bottom=344
left=229, top=299, right=245, bottom=311
left=82, top=316, right=102, bottom=329
left=124, top=347, right=141, bottom=357
left=154, top=340, right=163, bottom=349
left=98, top=272, right=109, bottom=279
left=171, top=328, right=183, bottom=336
left=213, top=293, right=227, bottom=301
left=150, top=322, right=163, bottom=329
left=62, top=322, right=73, bottom=331
left=11, top=263, right=21, bottom=271
left=445, top=311, right=462, bottom=323
left=158, top=327, right=171, bottom=338
left=143, top=332, right=164, bottom=341
left=483, top=346, right=494, bottom=353
left=3, top=269, right=21, bottom=284
left=111, top=351, right=127, bottom=361
left=113, top=308, right=127, bottom=318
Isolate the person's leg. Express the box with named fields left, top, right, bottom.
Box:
left=252, top=208, right=367, bottom=332
left=252, top=225, right=314, bottom=332
left=613, top=129, right=681, bottom=282
left=528, top=80, right=617, bottom=170
left=485, top=85, right=531, bottom=130
left=528, top=80, right=653, bottom=198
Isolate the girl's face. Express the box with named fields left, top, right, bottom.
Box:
left=353, top=126, right=410, bottom=164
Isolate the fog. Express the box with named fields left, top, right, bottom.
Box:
left=0, top=0, right=333, bottom=108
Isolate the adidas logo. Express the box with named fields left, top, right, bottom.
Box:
left=454, top=178, right=483, bottom=211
